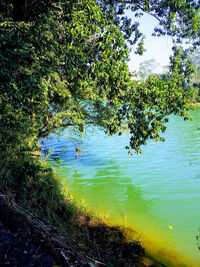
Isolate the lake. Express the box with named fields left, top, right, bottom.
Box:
left=43, top=107, right=200, bottom=266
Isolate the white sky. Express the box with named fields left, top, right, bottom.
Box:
left=127, top=11, right=173, bottom=73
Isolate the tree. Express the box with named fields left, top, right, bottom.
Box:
left=138, top=59, right=159, bottom=81
left=187, top=48, right=200, bottom=102
left=0, top=0, right=200, bottom=157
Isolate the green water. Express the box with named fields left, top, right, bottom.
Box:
left=43, top=107, right=200, bottom=266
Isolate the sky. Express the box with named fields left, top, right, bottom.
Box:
left=126, top=11, right=173, bottom=73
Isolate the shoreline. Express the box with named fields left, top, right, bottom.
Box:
left=2, top=154, right=198, bottom=267
left=0, top=187, right=195, bottom=267
left=0, top=193, right=157, bottom=266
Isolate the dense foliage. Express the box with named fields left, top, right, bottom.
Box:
left=1, top=0, right=200, bottom=163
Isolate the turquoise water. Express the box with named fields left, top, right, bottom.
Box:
left=43, top=107, right=200, bottom=266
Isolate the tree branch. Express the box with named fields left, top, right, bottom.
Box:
left=118, top=1, right=176, bottom=42
left=38, top=122, right=74, bottom=138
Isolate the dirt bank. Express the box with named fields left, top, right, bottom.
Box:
left=0, top=194, right=160, bottom=267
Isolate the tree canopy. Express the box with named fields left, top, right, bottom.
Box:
left=1, top=0, right=200, bottom=156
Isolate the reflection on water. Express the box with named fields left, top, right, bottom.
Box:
left=42, top=107, right=200, bottom=266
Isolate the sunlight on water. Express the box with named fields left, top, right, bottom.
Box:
left=43, top=107, right=200, bottom=266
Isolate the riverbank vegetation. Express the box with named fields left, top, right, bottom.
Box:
left=1, top=0, right=200, bottom=265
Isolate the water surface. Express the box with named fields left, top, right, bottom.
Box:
left=43, top=107, right=200, bottom=266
